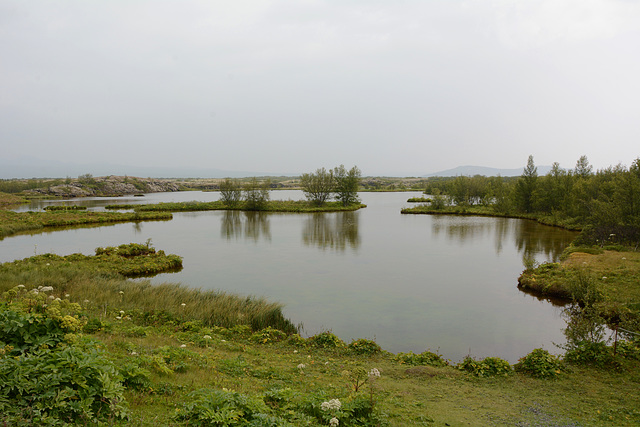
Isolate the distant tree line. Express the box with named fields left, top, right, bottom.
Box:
left=422, top=155, right=640, bottom=244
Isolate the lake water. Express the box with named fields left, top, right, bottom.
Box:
left=2, top=191, right=578, bottom=362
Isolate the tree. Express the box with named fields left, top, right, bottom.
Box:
left=333, top=165, right=361, bottom=206
left=300, top=168, right=335, bottom=206
left=514, top=155, right=538, bottom=213
left=243, top=178, right=270, bottom=211
left=574, top=155, right=593, bottom=178
left=219, top=178, right=242, bottom=207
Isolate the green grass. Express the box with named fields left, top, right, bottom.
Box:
left=0, top=209, right=173, bottom=239
left=0, top=247, right=297, bottom=334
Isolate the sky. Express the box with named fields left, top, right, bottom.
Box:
left=1, top=0, right=639, bottom=178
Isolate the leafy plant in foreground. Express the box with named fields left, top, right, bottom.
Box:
left=514, top=348, right=563, bottom=378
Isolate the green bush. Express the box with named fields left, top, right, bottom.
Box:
left=564, top=341, right=616, bottom=368
left=457, top=356, right=512, bottom=377
left=514, top=348, right=563, bottom=378
left=348, top=338, right=382, bottom=356
left=308, top=331, right=345, bottom=349
left=395, top=350, right=448, bottom=367
left=0, top=342, right=128, bottom=424
left=250, top=327, right=287, bottom=344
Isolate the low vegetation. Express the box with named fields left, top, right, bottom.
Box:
left=0, top=209, right=173, bottom=239
left=107, top=200, right=366, bottom=213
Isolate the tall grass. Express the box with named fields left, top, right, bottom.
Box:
left=0, top=253, right=298, bottom=334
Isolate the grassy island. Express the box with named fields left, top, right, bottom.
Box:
left=0, top=209, right=173, bottom=240
left=106, top=200, right=367, bottom=213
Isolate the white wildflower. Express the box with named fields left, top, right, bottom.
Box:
left=297, top=363, right=306, bottom=369
left=115, top=316, right=122, bottom=320
left=221, top=339, right=226, bottom=342
left=41, top=286, right=54, bottom=292
left=119, top=291, right=124, bottom=295
left=65, top=294, right=70, bottom=298
left=17, top=285, right=25, bottom=288
left=31, top=289, right=39, bottom=295
left=180, top=344, right=187, bottom=348
left=46, top=263, right=50, bottom=266
left=181, top=303, right=186, bottom=307
left=321, top=399, right=342, bottom=412
left=120, top=310, right=125, bottom=314
left=131, top=351, right=138, bottom=356
left=48, top=295, right=55, bottom=300
left=54, top=298, right=61, bottom=302
left=330, top=417, right=339, bottom=427
left=368, top=368, right=381, bottom=379
left=203, top=335, right=212, bottom=340
left=293, top=350, right=298, bottom=354
left=602, top=276, right=607, bottom=280
left=83, top=299, right=90, bottom=303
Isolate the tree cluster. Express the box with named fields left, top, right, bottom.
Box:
left=300, top=165, right=362, bottom=206
left=219, top=177, right=271, bottom=211
left=423, top=155, right=640, bottom=244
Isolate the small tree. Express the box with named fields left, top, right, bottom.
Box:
left=514, top=155, right=538, bottom=213
left=219, top=178, right=242, bottom=207
left=300, top=168, right=335, bottom=206
left=243, top=178, right=270, bottom=211
left=333, top=165, right=361, bottom=206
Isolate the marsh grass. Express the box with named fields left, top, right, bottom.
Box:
left=0, top=248, right=297, bottom=334
left=0, top=210, right=173, bottom=239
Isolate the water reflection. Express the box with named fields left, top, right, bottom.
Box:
left=514, top=220, right=576, bottom=263
left=221, top=211, right=271, bottom=242
left=302, top=212, right=360, bottom=251
left=431, top=216, right=576, bottom=263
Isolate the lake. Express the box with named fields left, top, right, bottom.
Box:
left=2, top=191, right=578, bottom=362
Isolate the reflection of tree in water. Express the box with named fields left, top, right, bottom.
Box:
left=514, top=220, right=576, bottom=262
left=303, top=212, right=360, bottom=251
left=132, top=222, right=143, bottom=233
left=431, top=216, right=577, bottom=262
left=220, top=211, right=271, bottom=242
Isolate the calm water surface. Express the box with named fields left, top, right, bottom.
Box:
left=2, top=191, right=578, bottom=362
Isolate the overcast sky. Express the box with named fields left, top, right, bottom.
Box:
left=1, top=0, right=639, bottom=177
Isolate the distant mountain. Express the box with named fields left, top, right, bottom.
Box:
left=423, top=165, right=552, bottom=178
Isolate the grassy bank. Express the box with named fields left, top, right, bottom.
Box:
left=0, top=191, right=27, bottom=207
left=0, top=209, right=173, bottom=239
left=518, top=248, right=640, bottom=328
left=1, top=253, right=639, bottom=425
left=401, top=204, right=583, bottom=230
left=106, top=200, right=367, bottom=213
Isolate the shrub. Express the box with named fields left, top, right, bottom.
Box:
left=564, top=341, right=617, bottom=368
left=348, top=338, right=382, bottom=356
left=514, top=348, right=563, bottom=379
left=457, top=356, right=512, bottom=377
left=250, top=327, right=287, bottom=344
left=308, top=331, right=345, bottom=349
left=174, top=388, right=288, bottom=425
left=0, top=341, right=128, bottom=424
left=395, top=350, right=448, bottom=367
